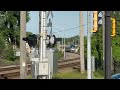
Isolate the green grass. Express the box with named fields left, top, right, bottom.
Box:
left=94, top=70, right=104, bottom=79
left=0, top=60, right=16, bottom=66
left=53, top=71, right=86, bottom=79
left=27, top=74, right=32, bottom=79
left=26, top=70, right=104, bottom=79
left=0, top=57, right=30, bottom=66
left=53, top=70, right=104, bottom=79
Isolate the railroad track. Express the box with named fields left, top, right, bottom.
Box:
left=0, top=57, right=80, bottom=79
left=58, top=58, right=80, bottom=68
left=0, top=64, right=31, bottom=79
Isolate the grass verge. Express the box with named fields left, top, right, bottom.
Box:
left=53, top=70, right=104, bottom=79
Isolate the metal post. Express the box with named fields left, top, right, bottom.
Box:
left=74, top=39, right=76, bottom=46
left=40, top=11, right=50, bottom=79
left=102, top=11, right=105, bottom=70
left=91, top=56, right=95, bottom=79
left=57, top=41, right=60, bottom=50
left=80, top=11, right=85, bottom=73
left=40, top=11, right=43, bottom=62
left=114, top=58, right=116, bottom=74
left=92, top=56, right=95, bottom=72
left=87, top=11, right=92, bottom=79
left=64, top=33, right=66, bottom=59
left=43, top=11, right=46, bottom=60
left=105, top=11, right=111, bottom=79
left=62, top=37, right=63, bottom=53
left=111, top=46, right=113, bottom=72
left=38, top=11, right=41, bottom=59
left=20, top=11, right=27, bottom=79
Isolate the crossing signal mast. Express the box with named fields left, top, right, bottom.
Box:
left=23, top=11, right=61, bottom=79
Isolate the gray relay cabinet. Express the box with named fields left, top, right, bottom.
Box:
left=46, top=48, right=58, bottom=77
left=31, top=48, right=59, bottom=79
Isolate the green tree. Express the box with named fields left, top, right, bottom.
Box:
left=26, top=31, right=33, bottom=37
left=0, top=33, right=6, bottom=57
left=111, top=11, right=120, bottom=62
left=89, top=11, right=120, bottom=69
left=112, top=35, right=120, bottom=61
left=4, top=44, right=16, bottom=61
left=91, top=27, right=103, bottom=69
left=0, top=11, right=30, bottom=47
left=0, top=11, right=31, bottom=61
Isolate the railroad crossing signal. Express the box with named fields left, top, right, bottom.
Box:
left=22, top=34, right=61, bottom=48
left=46, top=35, right=56, bottom=48
left=23, top=34, right=37, bottom=48
left=92, top=11, right=102, bottom=33
left=46, top=35, right=62, bottom=48
left=111, top=18, right=116, bottom=37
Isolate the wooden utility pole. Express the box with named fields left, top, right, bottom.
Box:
left=20, top=11, right=27, bottom=79
left=80, top=11, right=85, bottom=73
left=102, top=11, right=105, bottom=70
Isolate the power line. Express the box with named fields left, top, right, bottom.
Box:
left=53, top=22, right=93, bottom=33
left=52, top=26, right=79, bottom=33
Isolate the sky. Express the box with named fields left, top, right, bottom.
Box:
left=26, top=11, right=93, bottom=38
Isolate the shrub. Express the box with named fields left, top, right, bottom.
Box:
left=0, top=59, right=15, bottom=66
left=56, top=50, right=64, bottom=59
left=0, top=33, right=6, bottom=57
left=4, top=45, right=17, bottom=61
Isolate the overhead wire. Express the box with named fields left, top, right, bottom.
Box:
left=52, top=21, right=93, bottom=34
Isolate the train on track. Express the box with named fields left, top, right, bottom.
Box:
left=65, top=45, right=78, bottom=53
